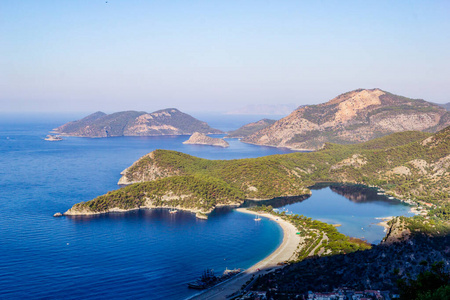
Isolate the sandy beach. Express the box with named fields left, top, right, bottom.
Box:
left=188, top=208, right=300, bottom=300
left=375, top=216, right=394, bottom=232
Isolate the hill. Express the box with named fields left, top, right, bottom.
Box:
left=53, top=108, right=222, bottom=137
left=225, top=119, right=276, bottom=138
left=243, top=89, right=450, bottom=150
left=64, top=127, right=449, bottom=216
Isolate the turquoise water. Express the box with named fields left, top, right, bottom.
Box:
left=0, top=114, right=414, bottom=299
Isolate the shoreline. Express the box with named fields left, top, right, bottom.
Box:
left=188, top=208, right=300, bottom=300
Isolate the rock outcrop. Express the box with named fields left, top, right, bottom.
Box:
left=243, top=89, right=450, bottom=150
left=53, top=108, right=222, bottom=137
left=183, top=132, right=229, bottom=147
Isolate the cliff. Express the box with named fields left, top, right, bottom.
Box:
left=243, top=89, right=450, bottom=150
left=53, top=108, right=222, bottom=137
left=183, top=132, right=229, bottom=147
left=65, top=126, right=449, bottom=216
left=225, top=119, right=276, bottom=139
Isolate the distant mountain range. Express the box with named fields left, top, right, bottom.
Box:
left=53, top=108, right=222, bottom=137
left=242, top=89, right=450, bottom=150
left=226, top=104, right=298, bottom=115
left=436, top=102, right=450, bottom=111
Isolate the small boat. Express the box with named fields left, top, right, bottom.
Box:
left=188, top=268, right=242, bottom=290
left=169, top=209, right=178, bottom=214
left=45, top=135, right=62, bottom=141
left=254, top=216, right=261, bottom=221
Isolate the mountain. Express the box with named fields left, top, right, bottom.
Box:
left=53, top=108, right=222, bottom=137
left=242, top=89, right=450, bottom=150
left=225, top=118, right=276, bottom=138
left=226, top=104, right=297, bottom=115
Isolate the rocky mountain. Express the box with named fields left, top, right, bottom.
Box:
left=183, top=132, right=229, bottom=147
left=225, top=118, right=276, bottom=138
left=53, top=108, right=222, bottom=137
left=243, top=89, right=450, bottom=150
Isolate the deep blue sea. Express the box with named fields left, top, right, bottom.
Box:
left=0, top=113, right=413, bottom=299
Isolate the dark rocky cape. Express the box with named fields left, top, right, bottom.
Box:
left=53, top=108, right=222, bottom=137
left=243, top=89, right=450, bottom=150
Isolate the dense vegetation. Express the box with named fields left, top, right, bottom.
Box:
left=397, top=261, right=450, bottom=300
left=250, top=205, right=371, bottom=260
left=71, top=175, right=245, bottom=213
left=70, top=127, right=449, bottom=214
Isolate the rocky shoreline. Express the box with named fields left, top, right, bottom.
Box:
left=183, top=132, right=229, bottom=147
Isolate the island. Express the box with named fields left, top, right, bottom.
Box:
left=183, top=132, right=229, bottom=147
left=53, top=108, right=222, bottom=138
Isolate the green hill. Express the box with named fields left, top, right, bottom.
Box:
left=66, top=128, right=449, bottom=215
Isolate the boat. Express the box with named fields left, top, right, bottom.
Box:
left=254, top=216, right=261, bottom=221
left=188, top=268, right=242, bottom=290
left=44, top=135, right=62, bottom=141
left=169, top=208, right=178, bottom=214
left=188, top=269, right=217, bottom=289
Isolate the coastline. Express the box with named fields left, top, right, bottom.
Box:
left=188, top=208, right=300, bottom=300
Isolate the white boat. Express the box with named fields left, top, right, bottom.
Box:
left=45, top=135, right=62, bottom=141
left=169, top=209, right=178, bottom=214
left=254, top=216, right=261, bottom=221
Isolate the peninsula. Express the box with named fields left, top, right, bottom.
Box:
left=64, top=126, right=449, bottom=218
left=183, top=132, right=229, bottom=147
left=53, top=108, right=222, bottom=137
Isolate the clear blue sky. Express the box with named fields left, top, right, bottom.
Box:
left=1, top=0, right=449, bottom=113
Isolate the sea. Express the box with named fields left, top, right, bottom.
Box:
left=0, top=113, right=413, bottom=299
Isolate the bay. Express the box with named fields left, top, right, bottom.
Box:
left=0, top=114, right=414, bottom=299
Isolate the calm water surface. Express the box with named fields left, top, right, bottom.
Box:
left=0, top=115, right=413, bottom=299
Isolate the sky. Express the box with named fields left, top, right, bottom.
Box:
left=1, top=0, right=449, bottom=114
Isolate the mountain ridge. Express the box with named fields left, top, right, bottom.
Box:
left=243, top=88, right=450, bottom=150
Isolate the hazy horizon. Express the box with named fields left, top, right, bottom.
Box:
left=2, top=1, right=449, bottom=113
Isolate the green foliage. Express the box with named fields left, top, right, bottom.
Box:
left=75, top=175, right=245, bottom=212
left=397, top=261, right=450, bottom=300
left=251, top=205, right=371, bottom=261
left=72, top=126, right=450, bottom=220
